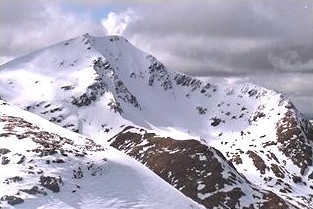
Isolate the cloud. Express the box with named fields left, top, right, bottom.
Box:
left=101, top=1, right=313, bottom=117
left=268, top=50, right=313, bottom=72
left=0, top=0, right=105, bottom=59
left=102, top=1, right=313, bottom=75
left=101, top=9, right=136, bottom=35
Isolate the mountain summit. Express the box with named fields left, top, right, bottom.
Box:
left=0, top=34, right=312, bottom=208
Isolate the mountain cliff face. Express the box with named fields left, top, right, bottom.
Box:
left=0, top=34, right=312, bottom=208
left=109, top=126, right=297, bottom=208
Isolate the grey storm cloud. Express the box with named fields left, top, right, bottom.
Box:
left=117, top=1, right=313, bottom=75
left=126, top=1, right=309, bottom=40
left=102, top=0, right=312, bottom=117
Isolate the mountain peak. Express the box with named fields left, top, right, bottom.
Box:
left=1, top=34, right=312, bottom=208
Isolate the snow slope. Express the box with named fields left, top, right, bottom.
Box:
left=109, top=126, right=297, bottom=208
left=0, top=100, right=204, bottom=209
left=0, top=34, right=313, bottom=208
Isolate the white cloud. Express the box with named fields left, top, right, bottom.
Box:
left=0, top=0, right=105, bottom=59
left=101, top=9, right=136, bottom=36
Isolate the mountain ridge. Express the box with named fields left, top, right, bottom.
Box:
left=0, top=99, right=204, bottom=209
left=1, top=34, right=312, bottom=208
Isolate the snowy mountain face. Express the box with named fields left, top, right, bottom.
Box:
left=0, top=100, right=203, bottom=209
left=109, top=126, right=295, bottom=208
left=0, top=34, right=313, bottom=208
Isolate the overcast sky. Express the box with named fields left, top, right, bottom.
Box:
left=0, top=0, right=312, bottom=118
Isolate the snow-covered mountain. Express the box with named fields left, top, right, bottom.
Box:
left=109, top=126, right=297, bottom=208
left=0, top=34, right=313, bottom=208
left=0, top=100, right=203, bottom=209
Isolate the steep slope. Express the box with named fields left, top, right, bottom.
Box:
left=0, top=34, right=130, bottom=142
left=0, top=34, right=313, bottom=207
left=109, top=126, right=297, bottom=208
left=0, top=100, right=204, bottom=209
